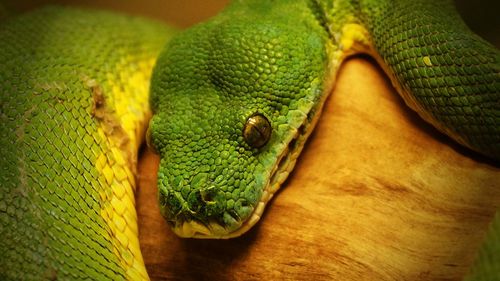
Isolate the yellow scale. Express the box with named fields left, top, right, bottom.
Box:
left=93, top=55, right=157, bottom=280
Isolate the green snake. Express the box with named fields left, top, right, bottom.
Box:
left=0, top=0, right=498, bottom=280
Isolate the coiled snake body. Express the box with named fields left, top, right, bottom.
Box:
left=0, top=0, right=498, bottom=280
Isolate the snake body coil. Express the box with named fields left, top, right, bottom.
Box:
left=0, top=0, right=498, bottom=280
left=0, top=8, right=173, bottom=279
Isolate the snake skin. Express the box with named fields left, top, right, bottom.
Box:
left=0, top=7, right=172, bottom=280
left=322, top=0, right=500, bottom=158
left=365, top=0, right=499, bottom=159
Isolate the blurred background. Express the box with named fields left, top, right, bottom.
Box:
left=1, top=0, right=499, bottom=46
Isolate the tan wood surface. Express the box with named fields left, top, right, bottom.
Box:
left=136, top=56, right=500, bottom=281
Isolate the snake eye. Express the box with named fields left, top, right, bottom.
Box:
left=243, top=113, right=272, bottom=148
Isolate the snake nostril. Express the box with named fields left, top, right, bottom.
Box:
left=190, top=173, right=218, bottom=203
left=200, top=187, right=216, bottom=203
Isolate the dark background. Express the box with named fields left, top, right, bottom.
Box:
left=1, top=0, right=499, bottom=46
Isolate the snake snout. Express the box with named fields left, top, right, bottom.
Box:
left=158, top=171, right=264, bottom=238
left=158, top=172, right=230, bottom=237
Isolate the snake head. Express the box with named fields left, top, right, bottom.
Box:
left=148, top=2, right=329, bottom=238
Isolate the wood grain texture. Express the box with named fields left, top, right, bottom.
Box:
left=136, top=56, right=500, bottom=281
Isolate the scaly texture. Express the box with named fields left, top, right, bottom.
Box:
left=356, top=0, right=499, bottom=159
left=0, top=0, right=498, bottom=280
left=0, top=7, right=173, bottom=280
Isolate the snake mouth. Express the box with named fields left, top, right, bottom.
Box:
left=170, top=108, right=322, bottom=239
